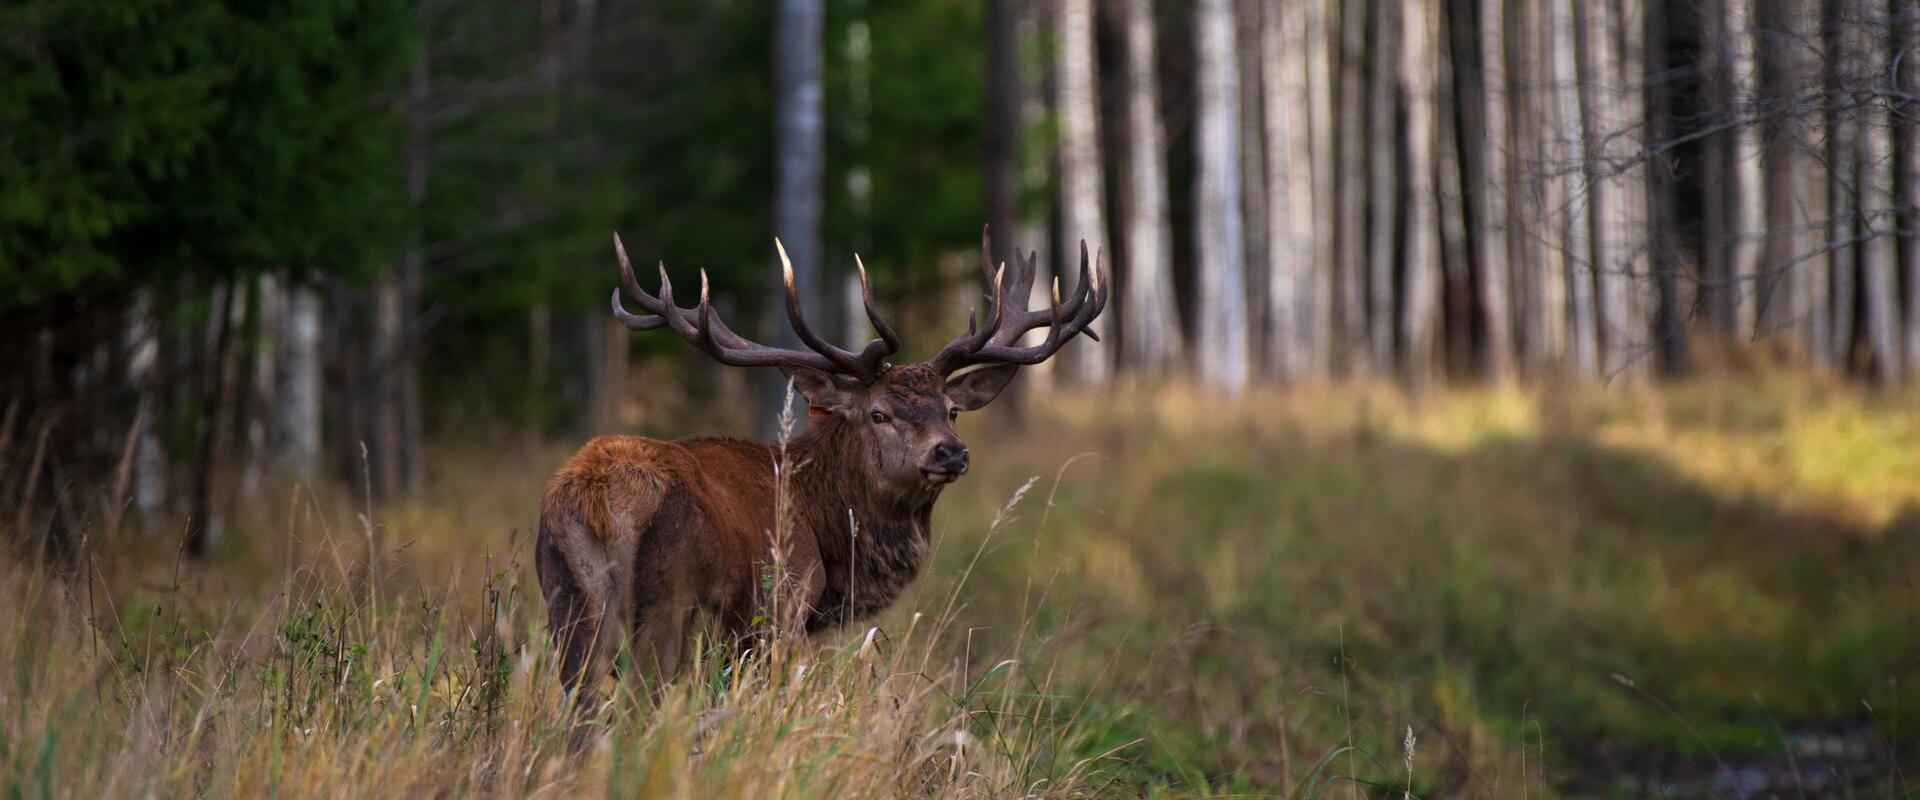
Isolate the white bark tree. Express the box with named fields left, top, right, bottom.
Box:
left=1399, top=0, right=1441, bottom=383
left=1261, top=0, right=1317, bottom=378
left=767, top=0, right=826, bottom=428
left=1120, top=0, right=1184, bottom=373
left=1857, top=0, right=1902, bottom=379
left=1054, top=0, right=1112, bottom=383
left=275, top=283, right=324, bottom=476
left=1726, top=0, right=1765, bottom=338
left=1194, top=0, right=1252, bottom=389
left=1565, top=0, right=1600, bottom=378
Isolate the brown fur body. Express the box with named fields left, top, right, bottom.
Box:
left=536, top=366, right=964, bottom=707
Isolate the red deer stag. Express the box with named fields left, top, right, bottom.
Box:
left=537, top=229, right=1106, bottom=711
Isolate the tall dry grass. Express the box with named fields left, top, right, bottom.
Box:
left=4, top=373, right=1917, bottom=797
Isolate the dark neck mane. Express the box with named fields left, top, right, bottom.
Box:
left=778, top=416, right=939, bottom=627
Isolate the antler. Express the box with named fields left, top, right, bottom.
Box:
left=609, top=234, right=899, bottom=380
left=927, top=226, right=1108, bottom=374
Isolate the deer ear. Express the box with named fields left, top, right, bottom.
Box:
left=944, top=364, right=1019, bottom=411
left=780, top=364, right=864, bottom=416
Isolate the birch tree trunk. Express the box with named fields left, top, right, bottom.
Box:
left=1054, top=0, right=1112, bottom=383
left=1262, top=0, right=1316, bottom=377
left=1195, top=0, right=1252, bottom=389
left=1400, top=0, right=1442, bottom=385
left=274, top=282, right=323, bottom=476
left=1477, top=0, right=1517, bottom=381
left=1858, top=0, right=1903, bottom=379
left=1016, top=0, right=1057, bottom=393
left=1726, top=0, right=1765, bottom=338
left=1614, top=0, right=1653, bottom=378
left=1585, top=0, right=1631, bottom=378
left=1305, top=0, right=1336, bottom=376
left=1766, top=0, right=1812, bottom=354
left=1120, top=0, right=1184, bottom=373
left=128, top=290, right=166, bottom=516
left=1521, top=0, right=1568, bottom=372
left=1551, top=0, right=1597, bottom=377
left=767, top=0, right=826, bottom=429
left=1237, top=0, right=1270, bottom=368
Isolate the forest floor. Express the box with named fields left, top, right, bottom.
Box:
left=4, top=371, right=1919, bottom=798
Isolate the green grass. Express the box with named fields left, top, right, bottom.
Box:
left=3, top=374, right=1917, bottom=797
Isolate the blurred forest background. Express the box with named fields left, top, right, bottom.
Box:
left=3, top=0, right=1918, bottom=553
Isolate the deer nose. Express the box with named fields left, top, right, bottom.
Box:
left=933, top=442, right=969, bottom=473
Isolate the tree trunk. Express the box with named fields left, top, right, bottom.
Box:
left=369, top=272, right=404, bottom=498
left=128, top=290, right=166, bottom=517
left=397, top=46, right=427, bottom=488
left=1826, top=0, right=1859, bottom=367
left=1400, top=0, right=1442, bottom=386
left=1305, top=0, right=1336, bottom=376
left=767, top=0, right=826, bottom=429
left=1519, top=0, right=1565, bottom=372
left=1726, top=0, right=1765, bottom=339
left=1552, top=0, right=1584, bottom=375
left=1336, top=0, right=1371, bottom=374
left=1614, top=0, right=1653, bottom=378
left=1566, top=0, right=1601, bottom=379
left=1262, top=0, right=1317, bottom=378
left=1584, top=0, right=1631, bottom=378
left=1476, top=0, right=1516, bottom=381
left=1368, top=0, right=1401, bottom=372
left=187, top=283, right=240, bottom=557
left=1438, top=0, right=1475, bottom=378
left=987, top=0, right=1020, bottom=275
left=1237, top=0, right=1270, bottom=372
left=1016, top=0, right=1057, bottom=395
left=1646, top=0, right=1690, bottom=373
left=1858, top=0, right=1903, bottom=380
left=1897, top=0, right=1920, bottom=376
left=1194, top=0, right=1253, bottom=390
left=1054, top=0, right=1112, bottom=383
left=274, top=280, right=323, bottom=476
left=1775, top=0, right=1821, bottom=362
left=1120, top=0, right=1184, bottom=373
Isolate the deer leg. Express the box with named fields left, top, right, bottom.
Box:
left=630, top=599, right=692, bottom=702
left=537, top=530, right=619, bottom=741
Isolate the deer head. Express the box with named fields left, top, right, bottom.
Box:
left=609, top=227, right=1108, bottom=495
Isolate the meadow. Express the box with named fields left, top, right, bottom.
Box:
left=3, top=371, right=1917, bottom=798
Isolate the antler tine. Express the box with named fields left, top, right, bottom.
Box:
left=776, top=238, right=871, bottom=376
left=928, top=263, right=1008, bottom=371
left=612, top=234, right=668, bottom=330
left=980, top=240, right=1095, bottom=348
left=852, top=254, right=902, bottom=369
left=611, top=234, right=859, bottom=374
left=933, top=241, right=1108, bottom=373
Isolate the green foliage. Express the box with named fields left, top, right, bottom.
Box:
left=0, top=0, right=412, bottom=307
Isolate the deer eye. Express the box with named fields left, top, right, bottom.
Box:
left=948, top=407, right=959, bottom=421
left=870, top=410, right=889, bottom=424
